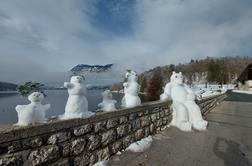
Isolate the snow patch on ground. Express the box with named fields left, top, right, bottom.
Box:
left=93, top=161, right=107, bottom=166
left=192, top=84, right=235, bottom=99
left=232, top=90, right=252, bottom=95
left=126, top=136, right=152, bottom=152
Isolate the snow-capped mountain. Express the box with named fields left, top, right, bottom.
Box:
left=71, top=64, right=113, bottom=74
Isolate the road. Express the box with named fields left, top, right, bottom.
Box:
left=108, top=91, right=252, bottom=166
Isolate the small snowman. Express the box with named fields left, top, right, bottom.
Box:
left=121, top=70, right=141, bottom=108
left=15, top=91, right=50, bottom=126
left=60, top=75, right=94, bottom=119
left=98, top=90, right=117, bottom=112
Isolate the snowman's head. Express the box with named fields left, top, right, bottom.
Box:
left=125, top=70, right=137, bottom=81
left=170, top=71, right=183, bottom=85
left=102, top=90, right=113, bottom=100
left=28, top=92, right=44, bottom=102
left=70, top=76, right=84, bottom=84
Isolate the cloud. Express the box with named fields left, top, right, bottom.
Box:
left=0, top=0, right=252, bottom=85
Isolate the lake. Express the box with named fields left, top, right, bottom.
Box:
left=0, top=90, right=124, bottom=125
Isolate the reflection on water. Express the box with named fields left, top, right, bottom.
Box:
left=0, top=90, right=124, bottom=125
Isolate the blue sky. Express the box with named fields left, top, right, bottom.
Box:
left=0, top=0, right=252, bottom=84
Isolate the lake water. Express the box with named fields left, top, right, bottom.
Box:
left=0, top=90, right=124, bottom=125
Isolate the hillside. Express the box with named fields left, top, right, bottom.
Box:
left=111, top=56, right=252, bottom=94
left=0, top=82, right=18, bottom=91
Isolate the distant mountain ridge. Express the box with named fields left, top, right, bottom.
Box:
left=71, top=64, right=113, bottom=74
left=0, top=81, right=18, bottom=91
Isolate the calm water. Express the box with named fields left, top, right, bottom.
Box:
left=0, top=90, right=124, bottom=125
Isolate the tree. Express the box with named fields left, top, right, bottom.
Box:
left=147, top=70, right=163, bottom=100
left=17, top=81, right=45, bottom=97
left=207, top=59, right=228, bottom=86
left=140, top=77, right=147, bottom=93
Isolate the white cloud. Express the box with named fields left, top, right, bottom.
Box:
left=0, top=0, right=251, bottom=85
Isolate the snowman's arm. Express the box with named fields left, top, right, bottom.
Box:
left=123, top=82, right=128, bottom=87
left=64, top=82, right=73, bottom=89
left=15, top=105, right=25, bottom=112
left=163, top=83, right=171, bottom=96
left=98, top=102, right=103, bottom=107
left=44, top=104, right=51, bottom=110
left=184, top=84, right=194, bottom=94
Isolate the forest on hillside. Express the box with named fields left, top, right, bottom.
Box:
left=112, top=56, right=252, bottom=98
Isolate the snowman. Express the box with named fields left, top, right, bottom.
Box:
left=121, top=70, right=141, bottom=108
left=160, top=71, right=208, bottom=131
left=98, top=90, right=117, bottom=112
left=60, top=75, right=94, bottom=119
left=15, top=92, right=50, bottom=126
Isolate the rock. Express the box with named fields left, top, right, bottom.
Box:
left=135, top=129, right=144, bottom=140
left=131, top=119, right=141, bottom=131
left=129, top=113, right=137, bottom=120
left=123, top=135, right=134, bottom=149
left=119, top=116, right=128, bottom=124
left=117, top=124, right=131, bottom=138
left=89, top=154, right=98, bottom=166
left=106, top=118, right=119, bottom=129
left=96, top=147, right=110, bottom=161
left=71, top=138, right=86, bottom=155
left=164, top=109, right=170, bottom=116
left=73, top=154, right=89, bottom=166
left=110, top=141, right=122, bottom=154
left=0, top=153, right=23, bottom=166
left=47, top=132, right=71, bottom=144
left=73, top=124, right=92, bottom=136
left=87, top=135, right=101, bottom=151
left=7, top=141, right=22, bottom=154
left=149, top=123, right=155, bottom=134
left=140, top=116, right=150, bottom=127
left=138, top=112, right=143, bottom=117
left=144, top=127, right=150, bottom=137
left=159, top=111, right=165, bottom=118
left=94, top=121, right=107, bottom=133
left=151, top=114, right=157, bottom=122
left=28, top=145, right=60, bottom=165
left=23, top=137, right=43, bottom=148
left=51, top=158, right=69, bottom=166
left=101, top=130, right=116, bottom=146
left=61, top=142, right=71, bottom=157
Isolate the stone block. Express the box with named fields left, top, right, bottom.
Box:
left=106, top=118, right=119, bottom=129
left=74, top=124, right=92, bottom=136
left=94, top=121, right=107, bottom=133
left=101, top=129, right=116, bottom=146
left=28, top=145, right=60, bottom=165
left=47, top=132, right=71, bottom=144
left=87, top=135, right=101, bottom=151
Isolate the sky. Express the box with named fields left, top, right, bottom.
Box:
left=0, top=0, right=252, bottom=85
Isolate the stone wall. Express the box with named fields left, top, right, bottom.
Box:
left=0, top=94, right=226, bottom=166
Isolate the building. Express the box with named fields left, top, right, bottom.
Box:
left=237, top=63, right=252, bottom=91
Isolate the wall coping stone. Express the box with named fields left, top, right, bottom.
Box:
left=0, top=94, right=226, bottom=144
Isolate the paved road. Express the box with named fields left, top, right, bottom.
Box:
left=108, top=91, right=252, bottom=166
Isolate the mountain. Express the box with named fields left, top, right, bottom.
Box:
left=71, top=64, right=113, bottom=74
left=0, top=81, right=18, bottom=91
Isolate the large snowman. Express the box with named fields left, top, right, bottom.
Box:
left=121, top=70, right=141, bottom=108
left=61, top=76, right=94, bottom=119
left=15, top=92, right=50, bottom=126
left=98, top=90, right=117, bottom=112
left=160, top=71, right=208, bottom=131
